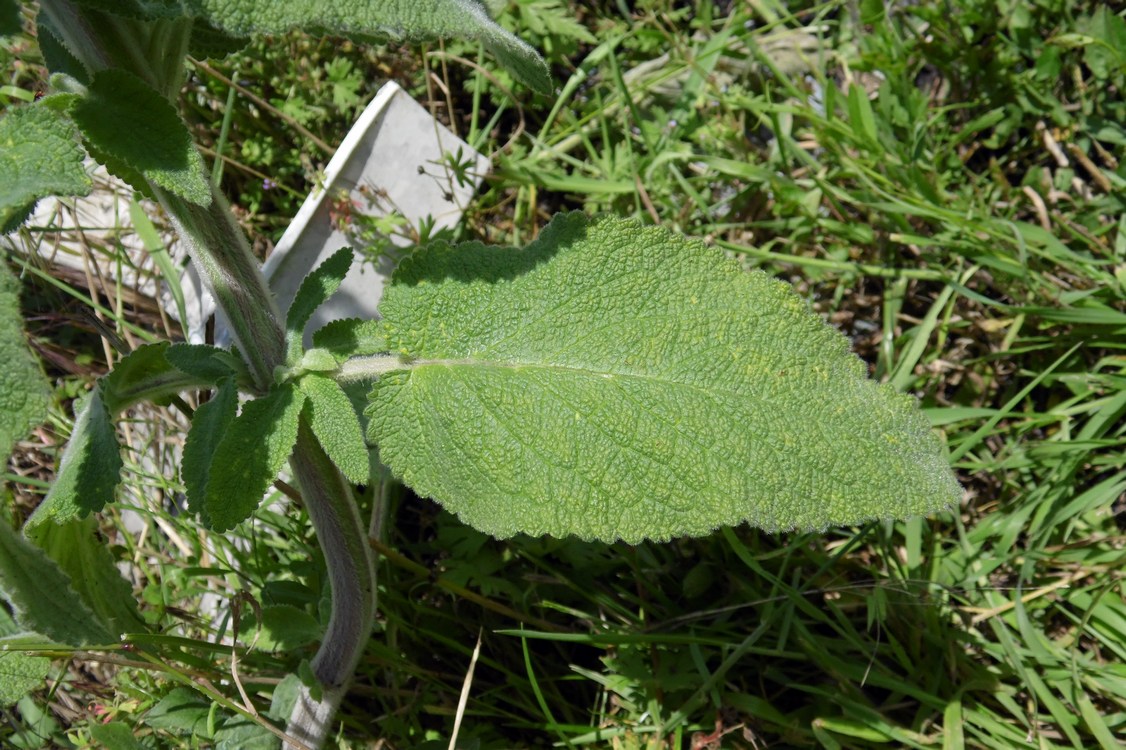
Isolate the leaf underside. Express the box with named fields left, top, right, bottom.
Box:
left=25, top=385, right=122, bottom=530
left=30, top=516, right=146, bottom=637
left=0, top=521, right=113, bottom=646
left=367, top=213, right=961, bottom=543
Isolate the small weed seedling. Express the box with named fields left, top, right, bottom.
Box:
left=0, top=1, right=959, bottom=747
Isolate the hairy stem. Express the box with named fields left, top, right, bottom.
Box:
left=157, top=188, right=286, bottom=390
left=284, top=424, right=376, bottom=749
left=38, top=5, right=378, bottom=738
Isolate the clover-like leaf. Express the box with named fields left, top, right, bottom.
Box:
left=195, top=0, right=551, bottom=93
left=72, top=69, right=211, bottom=206
left=367, top=213, right=960, bottom=542
left=0, top=103, right=91, bottom=232
left=205, top=384, right=305, bottom=531
left=299, top=374, right=369, bottom=484
left=0, top=264, right=50, bottom=460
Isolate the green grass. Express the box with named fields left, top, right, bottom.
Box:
left=3, top=0, right=1125, bottom=748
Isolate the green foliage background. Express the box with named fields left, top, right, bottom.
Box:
left=2, top=0, right=1124, bottom=748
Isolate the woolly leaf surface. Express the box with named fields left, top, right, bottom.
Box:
left=182, top=377, right=238, bottom=520
left=286, top=247, right=353, bottom=361
left=195, top=0, right=550, bottom=93
left=30, top=516, right=145, bottom=637
left=311, top=318, right=386, bottom=362
left=72, top=69, right=210, bottom=206
left=205, top=384, right=304, bottom=531
left=0, top=104, right=91, bottom=232
left=299, top=374, right=369, bottom=484
left=0, top=264, right=50, bottom=460
left=367, top=213, right=960, bottom=542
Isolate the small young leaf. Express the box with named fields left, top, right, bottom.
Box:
left=367, top=213, right=961, bottom=542
left=236, top=604, right=322, bottom=651
left=195, top=0, right=551, bottom=93
left=25, top=385, right=122, bottom=530
left=182, top=377, right=238, bottom=519
left=311, top=318, right=387, bottom=362
left=285, top=246, right=354, bottom=361
left=0, top=521, right=113, bottom=645
left=72, top=69, right=211, bottom=206
left=165, top=342, right=247, bottom=384
left=144, top=687, right=212, bottom=735
left=0, top=263, right=50, bottom=460
left=205, top=384, right=305, bottom=531
left=299, top=374, right=369, bottom=484
left=0, top=103, right=91, bottom=232
left=297, top=347, right=338, bottom=373
left=30, top=516, right=145, bottom=637
left=89, top=722, right=144, bottom=750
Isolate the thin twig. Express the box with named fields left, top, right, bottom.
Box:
left=448, top=629, right=482, bottom=750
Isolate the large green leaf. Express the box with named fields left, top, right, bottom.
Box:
left=31, top=516, right=145, bottom=637
left=25, top=385, right=122, bottom=530
left=205, top=384, right=305, bottom=531
left=194, top=0, right=551, bottom=93
left=72, top=69, right=211, bottom=206
left=0, top=104, right=91, bottom=232
left=0, top=264, right=50, bottom=460
left=0, top=521, right=113, bottom=645
left=366, top=213, right=960, bottom=542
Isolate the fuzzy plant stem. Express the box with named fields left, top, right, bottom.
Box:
left=284, top=424, right=377, bottom=749
left=157, top=190, right=286, bottom=390
left=39, top=4, right=379, bottom=740
left=156, top=185, right=377, bottom=748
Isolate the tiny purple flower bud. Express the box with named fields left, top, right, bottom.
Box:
left=262, top=178, right=277, bottom=191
